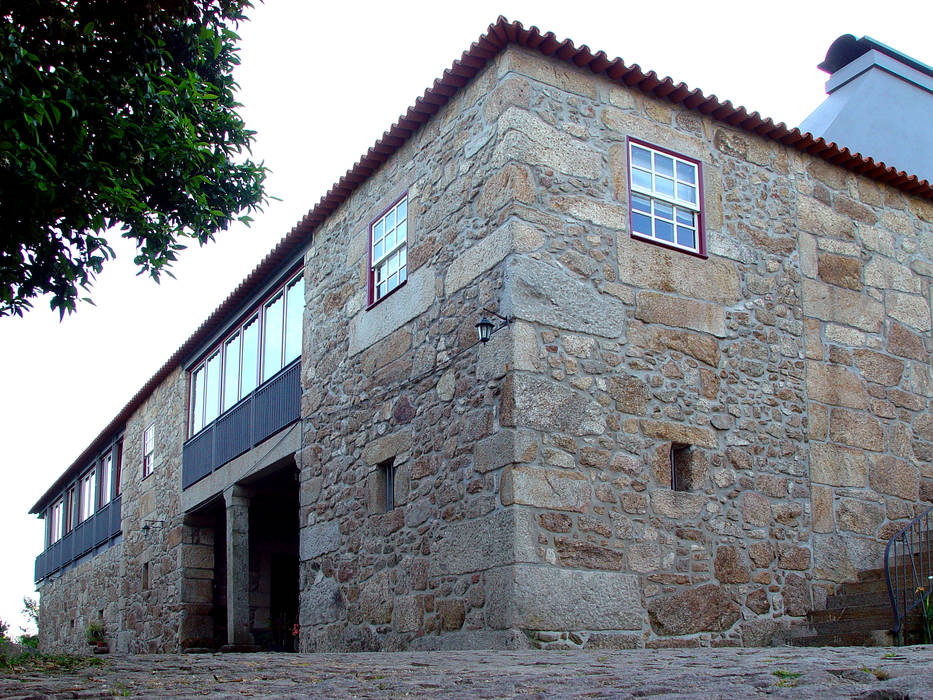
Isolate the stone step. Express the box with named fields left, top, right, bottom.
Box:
left=857, top=567, right=885, bottom=583
left=833, top=578, right=889, bottom=596
left=825, top=591, right=891, bottom=609
left=787, top=629, right=895, bottom=647
left=808, top=607, right=927, bottom=636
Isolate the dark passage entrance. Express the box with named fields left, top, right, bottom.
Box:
left=181, top=460, right=299, bottom=652
left=245, top=466, right=300, bottom=651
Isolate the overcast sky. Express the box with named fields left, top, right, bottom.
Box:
left=1, top=0, right=930, bottom=636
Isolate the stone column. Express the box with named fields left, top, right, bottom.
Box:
left=224, top=486, right=252, bottom=647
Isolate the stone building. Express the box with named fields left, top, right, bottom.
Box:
left=30, top=18, right=933, bottom=653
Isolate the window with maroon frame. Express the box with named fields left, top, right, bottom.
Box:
left=188, top=270, right=304, bottom=437
left=628, top=140, right=704, bottom=255
left=369, top=196, right=407, bottom=304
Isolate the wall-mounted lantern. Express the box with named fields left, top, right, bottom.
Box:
left=141, top=520, right=165, bottom=538
left=476, top=309, right=511, bottom=344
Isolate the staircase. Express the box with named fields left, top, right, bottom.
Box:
left=791, top=509, right=933, bottom=647
left=790, top=567, right=899, bottom=647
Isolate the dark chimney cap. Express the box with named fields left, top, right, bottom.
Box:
left=818, top=34, right=933, bottom=79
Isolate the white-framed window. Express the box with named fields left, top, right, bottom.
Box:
left=628, top=140, right=704, bottom=255
left=142, top=423, right=155, bottom=479
left=370, top=195, right=408, bottom=304
left=64, top=487, right=75, bottom=534
left=99, top=451, right=113, bottom=507
left=188, top=271, right=303, bottom=437
left=49, top=499, right=64, bottom=545
left=79, top=469, right=96, bottom=522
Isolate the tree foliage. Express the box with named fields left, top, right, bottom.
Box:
left=0, top=0, right=267, bottom=316
left=21, top=597, right=38, bottom=630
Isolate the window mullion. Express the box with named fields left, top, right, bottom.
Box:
left=372, top=238, right=404, bottom=268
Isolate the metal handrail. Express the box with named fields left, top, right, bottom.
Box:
left=884, top=505, right=933, bottom=644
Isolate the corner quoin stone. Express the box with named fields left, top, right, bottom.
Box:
left=485, top=564, right=642, bottom=631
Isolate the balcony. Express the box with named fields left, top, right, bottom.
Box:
left=34, top=495, right=122, bottom=583
left=182, top=360, right=300, bottom=490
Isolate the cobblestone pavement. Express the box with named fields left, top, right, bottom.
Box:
left=2, top=646, right=933, bottom=699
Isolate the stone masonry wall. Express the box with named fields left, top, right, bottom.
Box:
left=297, top=44, right=933, bottom=650
left=115, top=366, right=191, bottom=653
left=799, top=159, right=933, bottom=595
left=483, top=46, right=933, bottom=647
left=38, top=365, right=190, bottom=655
left=298, top=54, right=540, bottom=651
left=38, top=543, right=122, bottom=654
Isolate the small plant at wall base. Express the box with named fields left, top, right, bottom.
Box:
left=919, top=576, right=933, bottom=644
left=84, top=621, right=105, bottom=646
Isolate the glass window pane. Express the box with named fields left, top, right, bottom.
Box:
left=80, top=470, right=96, bottom=520
left=677, top=161, right=696, bottom=184
left=385, top=208, right=395, bottom=230
left=263, top=293, right=284, bottom=381
left=656, top=176, right=674, bottom=197
left=397, top=198, right=407, bottom=221
left=373, top=239, right=383, bottom=262
left=676, top=208, right=694, bottom=226
left=384, top=228, right=395, bottom=252
left=677, top=226, right=696, bottom=249
left=632, top=193, right=651, bottom=213
left=396, top=218, right=407, bottom=243
left=284, top=276, right=304, bottom=364
left=241, top=317, right=259, bottom=396
left=632, top=212, right=652, bottom=236
left=654, top=201, right=674, bottom=220
left=655, top=154, right=674, bottom=177
left=223, top=334, right=241, bottom=412
left=100, top=453, right=112, bottom=506
left=631, top=145, right=652, bottom=169
left=205, top=351, right=221, bottom=424
left=677, top=183, right=696, bottom=204
left=655, top=219, right=675, bottom=242
left=373, top=220, right=384, bottom=245
left=115, top=442, right=123, bottom=497
left=191, top=366, right=205, bottom=434
left=632, top=168, right=652, bottom=191
left=399, top=265, right=407, bottom=286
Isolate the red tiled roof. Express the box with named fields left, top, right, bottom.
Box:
left=31, top=16, right=933, bottom=514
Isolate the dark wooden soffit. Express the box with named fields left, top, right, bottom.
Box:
left=31, top=16, right=933, bottom=514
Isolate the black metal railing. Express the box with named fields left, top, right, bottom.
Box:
left=181, top=360, right=300, bottom=490
left=34, top=495, right=122, bottom=583
left=884, top=504, right=933, bottom=644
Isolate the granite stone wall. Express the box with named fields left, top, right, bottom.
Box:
left=484, top=46, right=932, bottom=647
left=298, top=44, right=932, bottom=650
left=297, top=53, right=542, bottom=651
left=37, top=543, right=122, bottom=654
left=38, top=366, right=195, bottom=653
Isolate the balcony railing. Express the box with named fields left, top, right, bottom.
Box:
left=34, top=495, right=122, bottom=583
left=181, top=360, right=300, bottom=490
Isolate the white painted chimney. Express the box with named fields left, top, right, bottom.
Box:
left=800, top=35, right=933, bottom=184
